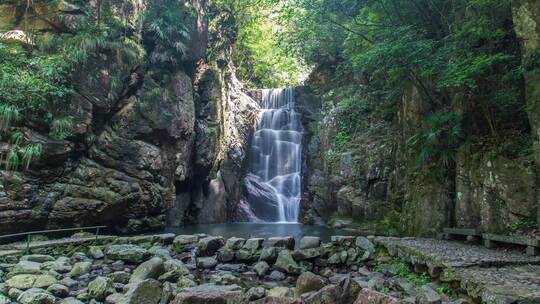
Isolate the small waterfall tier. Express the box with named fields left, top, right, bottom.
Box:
left=244, top=88, right=302, bottom=223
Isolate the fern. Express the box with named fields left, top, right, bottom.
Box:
left=6, top=147, right=19, bottom=171
left=9, top=130, right=23, bottom=147
left=21, top=143, right=42, bottom=171
left=50, top=116, right=73, bottom=140
left=0, top=103, right=21, bottom=131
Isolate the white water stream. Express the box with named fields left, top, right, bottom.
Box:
left=246, top=88, right=302, bottom=223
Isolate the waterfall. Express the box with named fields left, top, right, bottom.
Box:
left=244, top=88, right=302, bottom=223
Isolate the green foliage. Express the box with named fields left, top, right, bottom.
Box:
left=214, top=0, right=305, bottom=88
left=0, top=42, right=70, bottom=170
left=436, top=285, right=455, bottom=296
left=144, top=0, right=192, bottom=66
left=50, top=116, right=73, bottom=140
left=375, top=258, right=430, bottom=286
left=280, top=0, right=528, bottom=166
left=510, top=217, right=537, bottom=232
left=407, top=113, right=463, bottom=168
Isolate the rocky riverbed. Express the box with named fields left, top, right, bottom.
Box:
left=0, top=234, right=474, bottom=304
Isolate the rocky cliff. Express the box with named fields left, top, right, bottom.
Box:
left=0, top=0, right=259, bottom=234
left=297, top=1, right=540, bottom=237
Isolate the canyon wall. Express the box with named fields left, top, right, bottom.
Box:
left=297, top=1, right=540, bottom=236
left=0, top=0, right=258, bottom=234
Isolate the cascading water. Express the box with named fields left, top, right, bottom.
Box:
left=244, top=88, right=302, bottom=223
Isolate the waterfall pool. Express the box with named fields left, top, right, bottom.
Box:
left=165, top=223, right=358, bottom=248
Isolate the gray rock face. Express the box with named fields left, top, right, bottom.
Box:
left=242, top=174, right=281, bottom=222
left=0, top=0, right=259, bottom=235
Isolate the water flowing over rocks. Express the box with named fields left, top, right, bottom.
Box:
left=244, top=88, right=303, bottom=223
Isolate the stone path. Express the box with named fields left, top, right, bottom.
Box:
left=375, top=237, right=540, bottom=303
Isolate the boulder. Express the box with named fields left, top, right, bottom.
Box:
left=58, top=298, right=85, bottom=304
left=418, top=285, right=441, bottom=304
left=108, top=271, right=131, bottom=284
left=247, top=287, right=266, bottom=301
left=235, top=249, right=258, bottom=263
left=296, top=272, right=326, bottom=295
left=354, top=288, right=402, bottom=304
left=173, top=235, right=200, bottom=253
left=88, top=276, right=113, bottom=300
left=6, top=274, right=57, bottom=290
left=17, top=288, right=55, bottom=304
left=260, top=247, right=279, bottom=263
left=130, top=257, right=165, bottom=283
left=105, top=245, right=149, bottom=263
left=251, top=297, right=301, bottom=304
left=293, top=248, right=321, bottom=260
left=243, top=238, right=264, bottom=252
left=163, top=259, right=189, bottom=276
left=253, top=261, right=270, bottom=277
left=117, top=279, right=162, bottom=304
left=338, top=277, right=361, bottom=304
left=10, top=261, right=42, bottom=276
left=218, top=249, right=235, bottom=262
left=268, top=287, right=294, bottom=298
left=266, top=237, right=295, bottom=250
left=355, top=237, right=375, bottom=253
left=177, top=277, right=197, bottom=289
left=302, top=284, right=343, bottom=304
left=46, top=283, right=69, bottom=297
left=161, top=281, right=179, bottom=304
left=20, top=255, right=54, bottom=263
left=88, top=246, right=105, bottom=259
left=268, top=270, right=286, bottom=281
left=69, top=261, right=92, bottom=278
left=274, top=250, right=301, bottom=274
left=46, top=257, right=71, bottom=273
left=210, top=273, right=242, bottom=286
left=300, top=236, right=321, bottom=249
left=196, top=257, right=218, bottom=269
left=171, top=284, right=247, bottom=304
left=225, top=237, right=246, bottom=250
left=197, top=236, right=225, bottom=256
left=331, top=236, right=355, bottom=247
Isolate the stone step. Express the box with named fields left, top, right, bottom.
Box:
left=483, top=233, right=540, bottom=256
